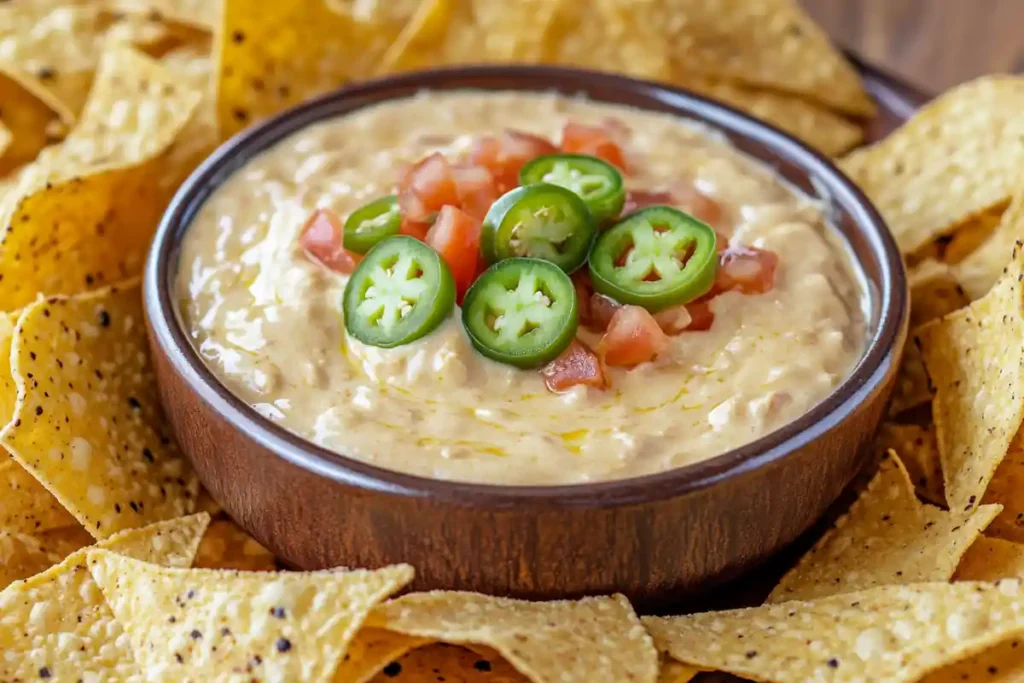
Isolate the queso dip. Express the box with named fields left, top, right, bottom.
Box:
left=177, top=90, right=867, bottom=485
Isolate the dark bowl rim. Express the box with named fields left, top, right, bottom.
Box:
left=145, top=64, right=908, bottom=510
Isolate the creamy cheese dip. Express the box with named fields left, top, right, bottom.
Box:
left=177, top=90, right=867, bottom=485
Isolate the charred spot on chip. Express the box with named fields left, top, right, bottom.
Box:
left=474, top=659, right=492, bottom=672
left=190, top=629, right=202, bottom=639
left=270, top=606, right=286, bottom=618
left=232, top=30, right=246, bottom=43
left=233, top=108, right=249, bottom=122
left=382, top=661, right=402, bottom=677
left=275, top=636, right=292, bottom=653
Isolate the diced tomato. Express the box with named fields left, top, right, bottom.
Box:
left=685, top=298, right=715, bottom=331
left=425, top=205, right=482, bottom=299
left=560, top=121, right=628, bottom=172
left=399, top=217, right=432, bottom=241
left=467, top=130, right=557, bottom=193
left=451, top=163, right=499, bottom=221
left=398, top=152, right=459, bottom=222
left=572, top=271, right=595, bottom=326
left=621, top=189, right=674, bottom=216
left=589, top=293, right=622, bottom=332
left=716, top=246, right=779, bottom=295
left=541, top=339, right=606, bottom=393
left=653, top=304, right=693, bottom=334
left=298, top=208, right=362, bottom=274
left=675, top=184, right=728, bottom=229
left=598, top=305, right=669, bottom=368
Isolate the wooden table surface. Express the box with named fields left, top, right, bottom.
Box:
left=800, top=0, right=1024, bottom=95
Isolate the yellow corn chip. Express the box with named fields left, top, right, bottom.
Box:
left=363, top=643, right=530, bottom=682
left=876, top=422, right=944, bottom=505
left=767, top=453, right=997, bottom=603
left=675, top=77, right=863, bottom=156
left=193, top=517, right=276, bottom=571
left=658, top=660, right=700, bottom=683
left=920, top=636, right=1024, bottom=683
left=0, top=513, right=209, bottom=681
left=217, top=0, right=401, bottom=138
left=910, top=205, right=1007, bottom=268
left=841, top=76, right=1024, bottom=255
left=956, top=537, right=1024, bottom=582
left=367, top=592, right=659, bottom=683
left=956, top=177, right=1024, bottom=300
left=106, top=0, right=219, bottom=31
left=981, top=435, right=1024, bottom=543
left=157, top=43, right=218, bottom=190
left=0, top=71, right=64, bottom=175
left=596, top=0, right=874, bottom=116
left=918, top=249, right=1024, bottom=512
left=335, top=627, right=431, bottom=683
left=87, top=550, right=413, bottom=681
left=1, top=282, right=199, bottom=538
left=646, top=580, right=1024, bottom=683
left=0, top=524, right=92, bottom=590
left=888, top=338, right=934, bottom=418
left=0, top=44, right=201, bottom=310
left=909, top=260, right=971, bottom=328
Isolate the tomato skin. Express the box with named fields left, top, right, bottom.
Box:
left=399, top=217, right=431, bottom=241
left=299, top=208, right=362, bottom=274
left=572, top=271, right=595, bottom=326
left=398, top=152, right=459, bottom=222
left=561, top=122, right=628, bottom=172
left=716, top=246, right=779, bottom=294
left=598, top=305, right=669, bottom=368
left=425, top=205, right=482, bottom=299
left=541, top=339, right=606, bottom=392
left=685, top=298, right=715, bottom=331
left=589, top=293, right=622, bottom=332
left=451, top=163, right=499, bottom=221
left=467, top=130, right=556, bottom=193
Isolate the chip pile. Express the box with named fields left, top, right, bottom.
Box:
left=3, top=0, right=1024, bottom=681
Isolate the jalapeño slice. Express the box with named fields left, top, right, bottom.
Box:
left=343, top=195, right=402, bottom=254
left=480, top=183, right=596, bottom=273
left=343, top=236, right=455, bottom=348
left=588, top=206, right=717, bottom=310
left=519, top=154, right=625, bottom=224
left=462, top=258, right=578, bottom=368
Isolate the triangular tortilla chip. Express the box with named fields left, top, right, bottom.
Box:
left=1, top=282, right=199, bottom=538
left=0, top=71, right=64, bottom=175
left=217, top=0, right=403, bottom=137
left=918, top=248, right=1024, bottom=512
left=956, top=176, right=1024, bottom=300
left=334, top=627, right=430, bottom=683
left=919, top=636, right=1024, bottom=683
left=0, top=513, right=209, bottom=681
left=909, top=260, right=971, bottom=328
left=956, top=537, right=1024, bottom=582
left=193, top=518, right=276, bottom=571
left=646, top=580, right=1024, bottom=682
left=980, top=434, right=1024, bottom=543
left=359, top=643, right=531, bottom=682
left=367, top=592, right=659, bottom=683
left=0, top=44, right=201, bottom=310
left=875, top=422, right=944, bottom=505
left=0, top=524, right=92, bottom=590
left=107, top=0, right=219, bottom=31
left=88, top=551, right=413, bottom=681
left=768, top=453, right=997, bottom=603
left=888, top=338, right=934, bottom=418
left=841, top=77, right=1024, bottom=255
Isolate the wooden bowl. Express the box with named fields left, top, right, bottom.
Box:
left=144, top=66, right=908, bottom=605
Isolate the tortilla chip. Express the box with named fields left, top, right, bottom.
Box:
left=0, top=458, right=77, bottom=533
left=360, top=643, right=530, bottom=682
left=888, top=338, right=934, bottom=418
left=919, top=636, right=1024, bottom=683
left=918, top=249, right=1024, bottom=512
left=0, top=44, right=201, bottom=310
left=217, top=0, right=402, bottom=138
left=956, top=177, right=1024, bottom=300
left=0, top=524, right=92, bottom=590
left=767, top=453, right=997, bottom=603
left=1, top=282, right=199, bottom=538
left=673, top=77, right=863, bottom=156
left=910, top=205, right=1007, bottom=268
left=87, top=551, right=413, bottom=681
left=841, top=77, right=1024, bottom=255
left=0, top=71, right=64, bottom=175
left=956, top=537, right=1024, bottom=582
left=157, top=42, right=218, bottom=189
left=367, top=592, right=659, bottom=683
left=335, top=627, right=431, bottom=683
left=909, top=260, right=971, bottom=328
left=193, top=518, right=276, bottom=571
left=980, top=435, right=1024, bottom=543
left=107, top=0, right=219, bottom=31
left=646, top=580, right=1024, bottom=682
left=876, top=422, right=944, bottom=505
left=0, top=513, right=209, bottom=681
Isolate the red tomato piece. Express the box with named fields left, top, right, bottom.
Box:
left=560, top=121, right=628, bottom=172
left=425, top=205, right=482, bottom=299
left=467, top=130, right=557, bottom=193
left=451, top=163, right=498, bottom=221
left=398, top=152, right=459, bottom=222
left=716, top=246, right=779, bottom=294
left=541, top=339, right=606, bottom=393
left=399, top=217, right=432, bottom=241
left=572, top=271, right=595, bottom=327
left=598, top=305, right=669, bottom=368
left=589, top=293, right=622, bottom=332
left=298, top=208, right=361, bottom=274
left=675, top=184, right=728, bottom=229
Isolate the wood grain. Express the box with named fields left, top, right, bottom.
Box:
left=801, top=0, right=1024, bottom=94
